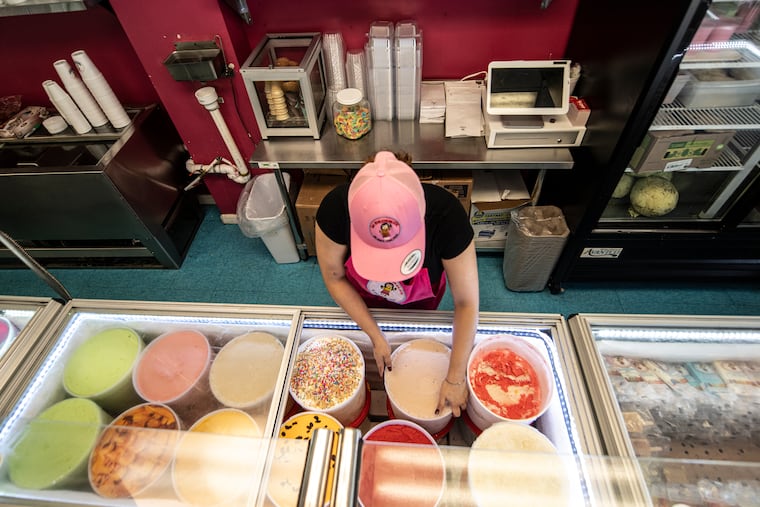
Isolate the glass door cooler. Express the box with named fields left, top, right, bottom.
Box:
left=567, top=313, right=760, bottom=506
left=542, top=0, right=760, bottom=291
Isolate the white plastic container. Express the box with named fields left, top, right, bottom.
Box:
left=384, top=338, right=453, bottom=435
left=466, top=334, right=554, bottom=432
left=677, top=68, right=760, bottom=107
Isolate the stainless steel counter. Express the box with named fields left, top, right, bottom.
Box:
left=250, top=120, right=575, bottom=170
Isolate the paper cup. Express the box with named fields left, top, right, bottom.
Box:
left=360, top=420, right=445, bottom=507
left=468, top=421, right=569, bottom=507
left=466, top=335, right=554, bottom=432
left=173, top=408, right=263, bottom=506
left=8, top=398, right=112, bottom=490
left=269, top=411, right=343, bottom=507
left=289, top=335, right=366, bottom=426
left=63, top=327, right=145, bottom=415
left=385, top=339, right=453, bottom=435
left=89, top=403, right=181, bottom=499
left=209, top=331, right=284, bottom=415
left=133, top=329, right=219, bottom=425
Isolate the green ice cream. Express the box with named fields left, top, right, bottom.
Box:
left=8, top=398, right=111, bottom=490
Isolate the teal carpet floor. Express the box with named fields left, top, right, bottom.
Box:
left=1, top=206, right=758, bottom=317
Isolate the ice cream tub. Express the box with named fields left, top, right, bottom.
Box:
left=88, top=403, right=181, bottom=499
left=133, top=329, right=219, bottom=425
left=209, top=331, right=284, bottom=415
left=384, top=338, right=453, bottom=435
left=173, top=408, right=263, bottom=506
left=466, top=334, right=554, bottom=431
left=8, top=398, right=112, bottom=490
left=269, top=411, right=344, bottom=507
left=63, top=327, right=145, bottom=415
left=289, top=334, right=366, bottom=426
left=359, top=419, right=445, bottom=507
left=467, top=421, right=570, bottom=507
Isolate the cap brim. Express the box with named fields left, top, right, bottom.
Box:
left=350, top=223, right=425, bottom=282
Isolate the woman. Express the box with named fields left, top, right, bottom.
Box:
left=315, top=151, right=479, bottom=416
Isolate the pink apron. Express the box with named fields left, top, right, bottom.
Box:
left=344, top=257, right=447, bottom=310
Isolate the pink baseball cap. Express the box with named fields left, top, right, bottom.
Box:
left=348, top=151, right=426, bottom=282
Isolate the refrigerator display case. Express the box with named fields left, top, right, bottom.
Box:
left=541, top=0, right=760, bottom=290
left=0, top=296, right=63, bottom=401
left=567, top=313, right=760, bottom=506
left=0, top=299, right=607, bottom=507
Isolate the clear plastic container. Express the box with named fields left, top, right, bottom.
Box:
left=333, top=88, right=372, bottom=140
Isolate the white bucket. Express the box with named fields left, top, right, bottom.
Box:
left=289, top=335, right=366, bottom=426
left=384, top=339, right=453, bottom=435
left=466, top=335, right=554, bottom=432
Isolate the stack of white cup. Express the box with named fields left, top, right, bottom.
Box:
left=42, top=80, right=92, bottom=135
left=54, top=59, right=109, bottom=128
left=71, top=50, right=131, bottom=129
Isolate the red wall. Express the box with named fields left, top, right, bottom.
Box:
left=1, top=0, right=578, bottom=214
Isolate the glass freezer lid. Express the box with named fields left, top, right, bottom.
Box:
left=569, top=314, right=760, bottom=507
left=0, top=303, right=301, bottom=507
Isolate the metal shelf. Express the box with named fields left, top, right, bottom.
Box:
left=682, top=39, right=760, bottom=70
left=651, top=101, right=760, bottom=130
left=0, top=0, right=85, bottom=17
left=250, top=120, right=574, bottom=170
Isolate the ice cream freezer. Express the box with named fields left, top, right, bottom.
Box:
left=0, top=296, right=64, bottom=403
left=567, top=313, right=760, bottom=507
left=0, top=299, right=746, bottom=507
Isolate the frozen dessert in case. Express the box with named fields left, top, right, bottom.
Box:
left=173, top=408, right=263, bottom=506
left=466, top=335, right=554, bottom=430
left=384, top=338, right=453, bottom=435
left=268, top=411, right=343, bottom=507
left=8, top=398, right=112, bottom=490
left=88, top=402, right=181, bottom=498
left=133, top=329, right=218, bottom=424
left=359, top=419, right=445, bottom=507
left=209, top=331, right=284, bottom=414
left=468, top=421, right=569, bottom=507
left=289, top=334, right=366, bottom=425
left=63, top=327, right=144, bottom=414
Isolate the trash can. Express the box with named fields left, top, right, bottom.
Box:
left=237, top=172, right=300, bottom=264
left=502, top=205, right=569, bottom=292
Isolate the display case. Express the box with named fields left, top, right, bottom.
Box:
left=0, top=296, right=63, bottom=402
left=0, top=300, right=604, bottom=506
left=567, top=313, right=760, bottom=506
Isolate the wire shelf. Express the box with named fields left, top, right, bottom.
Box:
left=651, top=102, right=760, bottom=130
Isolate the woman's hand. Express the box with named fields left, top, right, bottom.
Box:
left=436, top=378, right=468, bottom=417
left=372, top=339, right=392, bottom=379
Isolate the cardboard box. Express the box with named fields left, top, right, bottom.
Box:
left=630, top=130, right=734, bottom=173
left=295, top=173, right=349, bottom=257
left=469, top=170, right=531, bottom=243
left=417, top=170, right=473, bottom=212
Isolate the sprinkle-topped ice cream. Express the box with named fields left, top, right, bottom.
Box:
left=290, top=336, right=364, bottom=410
left=469, top=349, right=542, bottom=420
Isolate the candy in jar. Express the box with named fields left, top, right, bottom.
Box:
left=333, top=88, right=371, bottom=140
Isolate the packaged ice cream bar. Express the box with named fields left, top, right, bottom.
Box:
left=713, top=360, right=757, bottom=397
left=684, top=362, right=726, bottom=392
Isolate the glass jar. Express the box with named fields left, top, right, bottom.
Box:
left=333, top=88, right=372, bottom=140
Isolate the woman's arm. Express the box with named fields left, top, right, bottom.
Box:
left=315, top=224, right=392, bottom=376
left=437, top=240, right=479, bottom=417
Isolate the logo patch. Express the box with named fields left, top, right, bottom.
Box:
left=369, top=217, right=401, bottom=243
left=400, top=249, right=422, bottom=276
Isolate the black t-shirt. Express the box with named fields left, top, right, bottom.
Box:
left=316, top=183, right=474, bottom=285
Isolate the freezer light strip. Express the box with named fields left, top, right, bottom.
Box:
left=593, top=327, right=760, bottom=343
